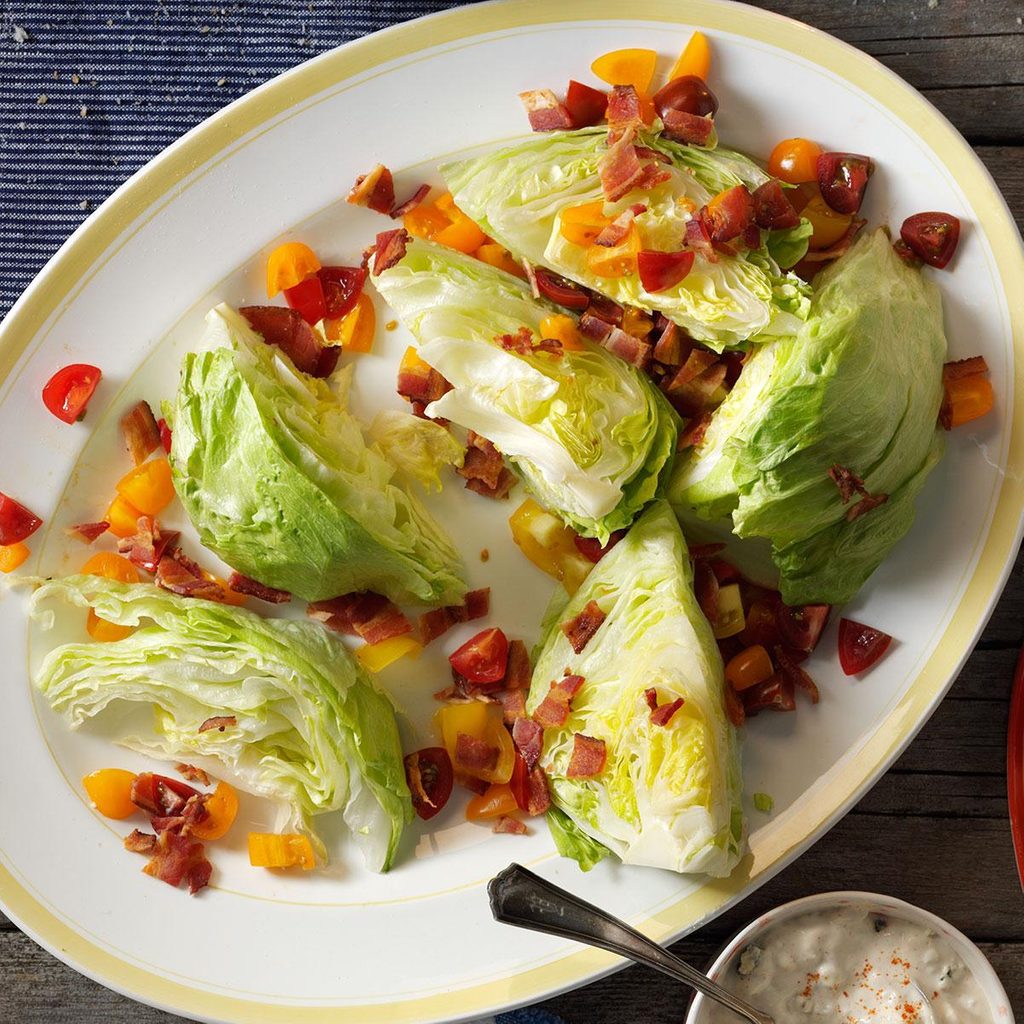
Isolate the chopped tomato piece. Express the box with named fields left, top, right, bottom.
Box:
left=653, top=75, right=718, bottom=120
left=838, top=618, right=893, bottom=675
left=466, top=782, right=519, bottom=821
left=742, top=674, right=796, bottom=715
left=283, top=274, right=327, bottom=326
left=668, top=30, right=711, bottom=83
left=0, top=542, right=30, bottom=573
left=776, top=602, right=830, bottom=653
left=796, top=187, right=854, bottom=250
left=752, top=180, right=800, bottom=230
left=637, top=249, right=695, bottom=292
left=190, top=781, right=239, bottom=840
left=559, top=201, right=613, bottom=248
left=116, top=457, right=175, bottom=516
left=266, top=241, right=320, bottom=298
left=404, top=747, right=453, bottom=821
left=586, top=224, right=640, bottom=277
left=725, top=644, right=774, bottom=691
left=900, top=212, right=961, bottom=269
left=0, top=492, right=42, bottom=545
left=403, top=198, right=451, bottom=240
left=42, top=363, right=102, bottom=424
left=565, top=79, right=608, bottom=128
left=816, top=152, right=873, bottom=215
left=82, top=768, right=137, bottom=819
left=591, top=48, right=657, bottom=95
left=248, top=832, right=315, bottom=870
left=767, top=138, right=822, bottom=184
left=83, top=551, right=140, bottom=640
left=327, top=292, right=376, bottom=353
left=449, top=627, right=509, bottom=685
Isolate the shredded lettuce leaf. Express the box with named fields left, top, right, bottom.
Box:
left=368, top=409, right=464, bottom=492
left=31, top=576, right=412, bottom=871
left=546, top=806, right=611, bottom=872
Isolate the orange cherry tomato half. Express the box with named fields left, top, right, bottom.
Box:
left=42, top=363, right=102, bottom=424
left=82, top=768, right=138, bottom=819
left=190, top=781, right=239, bottom=840
left=724, top=645, right=774, bottom=691
left=466, top=783, right=519, bottom=821
left=767, top=138, right=823, bottom=185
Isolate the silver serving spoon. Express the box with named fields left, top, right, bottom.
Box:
left=488, top=864, right=775, bottom=1024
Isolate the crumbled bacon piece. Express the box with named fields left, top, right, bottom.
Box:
left=519, top=89, right=574, bottom=132
left=240, top=305, right=327, bottom=377
left=390, top=183, right=430, bottom=219
left=455, top=732, right=499, bottom=773
left=694, top=559, right=720, bottom=627
left=371, top=228, right=410, bottom=273
left=774, top=646, right=820, bottom=704
left=566, top=733, right=607, bottom=778
left=594, top=208, right=636, bottom=248
left=561, top=600, right=607, bottom=654
left=464, top=588, right=491, bottom=620
left=347, top=163, right=395, bottom=214
left=308, top=591, right=412, bottom=644
left=605, top=84, right=644, bottom=142
left=199, top=716, right=237, bottom=733
left=176, top=763, right=210, bottom=786
left=943, top=355, right=989, bottom=381
left=142, top=830, right=212, bottom=895
left=828, top=464, right=867, bottom=504
left=532, top=674, right=585, bottom=729
left=119, top=516, right=180, bottom=574
left=513, top=717, right=544, bottom=771
left=847, top=492, right=888, bottom=520
left=801, top=217, right=866, bottom=263
left=503, top=639, right=532, bottom=690
left=599, top=127, right=645, bottom=202
left=155, top=553, right=224, bottom=601
left=466, top=469, right=517, bottom=500
left=123, top=829, right=158, bottom=855
left=678, top=411, right=712, bottom=450
left=601, top=326, right=652, bottom=369
left=120, top=400, right=162, bottom=466
left=662, top=351, right=727, bottom=417
left=752, top=179, right=800, bottom=230
left=634, top=161, right=672, bottom=192
left=493, top=815, right=528, bottom=834
left=419, top=588, right=491, bottom=645
left=152, top=793, right=210, bottom=835
left=226, top=572, right=291, bottom=604
left=661, top=109, right=714, bottom=146
left=585, top=293, right=624, bottom=326
left=684, top=216, right=717, bottom=262
left=525, top=766, right=551, bottom=815
left=498, top=688, right=528, bottom=726
left=578, top=312, right=613, bottom=342
left=652, top=321, right=686, bottom=367
left=67, top=520, right=110, bottom=544
left=650, top=696, right=685, bottom=727
left=458, top=431, right=505, bottom=490
left=497, top=326, right=535, bottom=355
left=644, top=687, right=659, bottom=712
left=397, top=360, right=451, bottom=405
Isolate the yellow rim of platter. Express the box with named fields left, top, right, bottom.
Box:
left=1, top=1, right=1022, bottom=1020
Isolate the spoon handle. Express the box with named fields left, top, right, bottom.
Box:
left=488, top=864, right=774, bottom=1024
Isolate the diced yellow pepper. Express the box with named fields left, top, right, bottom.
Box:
left=714, top=583, right=746, bottom=639
left=539, top=314, right=585, bottom=352
left=435, top=702, right=515, bottom=784
left=508, top=498, right=592, bottom=595
left=356, top=635, right=422, bottom=672
left=248, top=832, right=316, bottom=870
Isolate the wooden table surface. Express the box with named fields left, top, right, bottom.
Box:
left=2, top=1, right=1022, bottom=1021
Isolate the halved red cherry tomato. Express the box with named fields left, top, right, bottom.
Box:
left=742, top=673, right=796, bottom=715
left=283, top=274, right=327, bottom=326
left=776, top=602, right=830, bottom=653
left=900, top=212, right=961, bottom=269
left=653, top=75, right=718, bottom=120
left=637, top=249, right=695, bottom=293
left=702, top=186, right=754, bottom=244
left=42, top=363, right=102, bottom=424
left=817, top=152, right=873, bottom=215
left=449, top=627, right=509, bottom=685
left=404, top=747, right=453, bottom=821
left=739, top=593, right=781, bottom=648
left=533, top=267, right=590, bottom=310
left=838, top=618, right=893, bottom=675
left=767, top=138, right=822, bottom=184
left=0, top=492, right=42, bottom=546
left=129, top=772, right=200, bottom=816
left=319, top=265, right=368, bottom=320
left=564, top=80, right=608, bottom=128
left=573, top=529, right=626, bottom=564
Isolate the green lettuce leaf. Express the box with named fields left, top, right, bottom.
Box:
left=169, top=304, right=466, bottom=605
left=766, top=218, right=813, bottom=270
left=31, top=576, right=412, bottom=871
left=368, top=409, right=465, bottom=492
left=546, top=806, right=611, bottom=872
left=527, top=501, right=745, bottom=876
left=441, top=127, right=808, bottom=349
left=371, top=239, right=678, bottom=541
left=671, top=229, right=947, bottom=605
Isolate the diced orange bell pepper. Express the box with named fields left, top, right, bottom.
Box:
left=586, top=224, right=640, bottom=278
left=466, top=783, right=520, bottom=821
left=475, top=243, right=527, bottom=279
left=116, top=457, right=175, bottom=516
left=435, top=210, right=488, bottom=254
left=82, top=768, right=138, bottom=819
left=400, top=345, right=433, bottom=377
left=559, top=201, right=612, bottom=247
left=436, top=702, right=516, bottom=784
left=106, top=495, right=143, bottom=539
left=191, top=781, right=239, bottom=841
left=403, top=201, right=451, bottom=241
left=356, top=635, right=422, bottom=672
left=248, top=832, right=316, bottom=870
left=539, top=315, right=585, bottom=352
left=0, top=542, right=30, bottom=573
left=331, top=292, right=377, bottom=354
left=508, top=498, right=592, bottom=595
left=669, top=30, right=711, bottom=82
left=83, top=551, right=140, bottom=641
left=266, top=242, right=321, bottom=298
left=591, top=47, right=657, bottom=94
left=946, top=374, right=995, bottom=429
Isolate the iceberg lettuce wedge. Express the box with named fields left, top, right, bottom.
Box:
left=371, top=239, right=678, bottom=540
left=441, top=127, right=809, bottom=349
left=527, top=501, right=745, bottom=876
left=671, top=229, right=947, bottom=605
left=31, top=576, right=411, bottom=871
left=169, top=304, right=466, bottom=605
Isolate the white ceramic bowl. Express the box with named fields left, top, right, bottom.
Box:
left=685, top=891, right=1014, bottom=1024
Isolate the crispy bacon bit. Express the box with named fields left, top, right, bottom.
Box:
left=566, top=733, right=607, bottom=778
left=943, top=355, right=989, bottom=381
left=155, top=553, right=224, bottom=601
left=525, top=766, right=551, bottom=815
left=661, top=109, right=714, bottom=146
left=120, top=400, right=162, bottom=466
left=118, top=515, right=179, bottom=574
left=694, top=558, right=720, bottom=626
left=801, top=217, right=865, bottom=263
left=176, top=763, right=210, bottom=786
left=371, top=228, right=410, bottom=274
left=397, top=360, right=451, bottom=406
left=561, top=600, right=607, bottom=654
left=239, top=306, right=325, bottom=377
left=662, top=351, right=727, bottom=417
left=199, top=716, right=237, bottom=733
left=390, top=182, right=430, bottom=219
left=601, top=326, right=652, bottom=369
left=599, top=127, right=645, bottom=202
left=67, top=520, right=110, bottom=544
left=519, top=88, right=574, bottom=132
left=466, top=470, right=516, bottom=500
left=678, top=412, right=712, bottom=450
left=504, top=639, right=532, bottom=691
left=652, top=321, right=686, bottom=367
left=594, top=208, right=636, bottom=248
left=606, top=84, right=644, bottom=142
left=701, top=185, right=755, bottom=245
left=828, top=464, right=867, bottom=504
left=419, top=607, right=456, bottom=645
left=307, top=591, right=412, bottom=644
left=124, top=829, right=159, bottom=854
left=419, top=588, right=492, bottom=645
left=498, top=688, right=528, bottom=726
left=775, top=646, right=820, bottom=704
left=142, top=829, right=212, bottom=895
left=650, top=697, right=685, bottom=727
left=532, top=673, right=585, bottom=729
left=684, top=216, right=717, bottom=262
left=847, top=492, right=889, bottom=521
left=578, top=312, right=614, bottom=342
left=497, top=326, right=535, bottom=355
left=644, top=687, right=659, bottom=712
left=634, top=161, right=672, bottom=192
left=458, top=431, right=505, bottom=490
left=226, top=572, right=291, bottom=604
left=455, top=732, right=499, bottom=773
left=513, top=717, right=544, bottom=770
left=586, top=293, right=624, bottom=326
left=493, top=815, right=528, bottom=835
left=752, top=179, right=800, bottom=230
left=152, top=793, right=211, bottom=835
left=347, top=163, right=395, bottom=214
